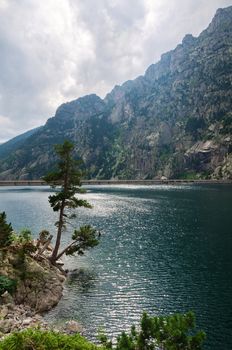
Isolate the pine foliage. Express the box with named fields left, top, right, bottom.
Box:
left=99, top=311, right=206, bottom=350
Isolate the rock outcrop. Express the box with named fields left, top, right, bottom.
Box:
left=0, top=242, right=67, bottom=338
left=0, top=249, right=65, bottom=313
left=14, top=257, right=65, bottom=313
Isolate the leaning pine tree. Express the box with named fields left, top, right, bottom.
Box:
left=43, top=140, right=99, bottom=265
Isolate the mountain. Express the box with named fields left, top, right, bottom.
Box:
left=0, top=127, right=42, bottom=159
left=0, top=6, right=232, bottom=180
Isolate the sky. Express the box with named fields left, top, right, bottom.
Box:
left=0, top=0, right=232, bottom=143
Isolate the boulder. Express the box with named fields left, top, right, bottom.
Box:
left=65, top=320, right=83, bottom=334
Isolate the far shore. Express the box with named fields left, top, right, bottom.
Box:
left=0, top=179, right=232, bottom=186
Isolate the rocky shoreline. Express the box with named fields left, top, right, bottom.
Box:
left=0, top=237, right=85, bottom=339
left=0, top=299, right=83, bottom=338
left=0, top=301, right=47, bottom=336
left=0, top=274, right=83, bottom=339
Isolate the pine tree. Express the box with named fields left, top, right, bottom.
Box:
left=0, top=212, right=13, bottom=248
left=100, top=311, right=206, bottom=350
left=43, top=140, right=99, bottom=264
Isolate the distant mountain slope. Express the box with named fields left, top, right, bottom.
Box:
left=0, top=127, right=42, bottom=158
left=0, top=6, right=231, bottom=180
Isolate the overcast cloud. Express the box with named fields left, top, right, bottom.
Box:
left=0, top=0, right=232, bottom=142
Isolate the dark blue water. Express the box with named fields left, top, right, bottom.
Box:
left=0, top=185, right=231, bottom=349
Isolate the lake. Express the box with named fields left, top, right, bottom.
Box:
left=0, top=184, right=231, bottom=349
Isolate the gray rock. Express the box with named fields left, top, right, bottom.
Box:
left=65, top=320, right=83, bottom=334
left=22, top=318, right=34, bottom=326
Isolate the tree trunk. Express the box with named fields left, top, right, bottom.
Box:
left=55, top=241, right=76, bottom=261
left=50, top=200, right=65, bottom=263
left=50, top=158, right=69, bottom=264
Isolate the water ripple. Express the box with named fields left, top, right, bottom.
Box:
left=0, top=185, right=231, bottom=350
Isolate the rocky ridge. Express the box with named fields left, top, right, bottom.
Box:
left=0, top=6, right=231, bottom=180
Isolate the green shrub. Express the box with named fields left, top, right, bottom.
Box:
left=0, top=275, right=17, bottom=295
left=11, top=229, right=36, bottom=280
left=0, top=313, right=206, bottom=350
left=100, top=312, right=206, bottom=350
left=0, top=328, right=106, bottom=350
left=18, top=229, right=33, bottom=244
left=0, top=212, right=13, bottom=248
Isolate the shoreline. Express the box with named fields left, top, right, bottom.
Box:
left=0, top=179, right=232, bottom=186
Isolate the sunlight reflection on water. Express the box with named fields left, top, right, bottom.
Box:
left=0, top=185, right=231, bottom=350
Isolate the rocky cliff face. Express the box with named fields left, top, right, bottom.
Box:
left=0, top=248, right=65, bottom=313
left=0, top=6, right=232, bottom=180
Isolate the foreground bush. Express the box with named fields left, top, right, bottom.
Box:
left=100, top=311, right=206, bottom=350
left=0, top=328, right=106, bottom=350
left=0, top=312, right=206, bottom=350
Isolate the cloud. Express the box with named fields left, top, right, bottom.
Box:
left=0, top=114, right=15, bottom=143
left=0, top=0, right=231, bottom=142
